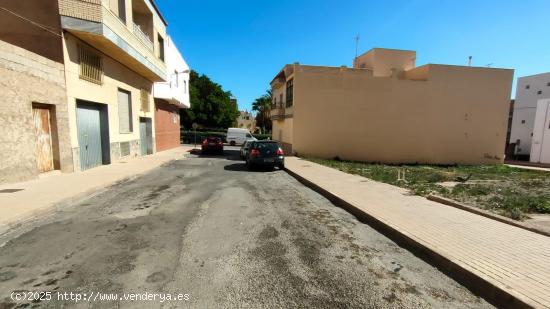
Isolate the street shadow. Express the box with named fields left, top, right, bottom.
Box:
left=224, top=162, right=282, bottom=173
left=189, top=149, right=243, bottom=161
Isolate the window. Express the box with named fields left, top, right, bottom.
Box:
left=140, top=89, right=150, bottom=112
left=526, top=85, right=530, bottom=89
left=118, top=88, right=133, bottom=133
left=279, top=94, right=283, bottom=108
left=547, top=82, right=550, bottom=87
left=286, top=79, right=294, bottom=107
left=78, top=46, right=103, bottom=84
left=538, top=90, right=542, bottom=95
left=117, top=0, right=126, bottom=23
left=172, top=112, right=178, bottom=124
left=521, top=120, right=526, bottom=124
left=273, top=97, right=277, bottom=107
left=158, top=34, right=165, bottom=61
left=173, top=70, right=179, bottom=88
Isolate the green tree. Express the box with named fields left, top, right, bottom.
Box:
left=181, top=70, right=239, bottom=129
left=252, top=90, right=272, bottom=133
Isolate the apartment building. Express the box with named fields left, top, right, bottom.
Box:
left=58, top=0, right=168, bottom=170
left=530, top=99, right=550, bottom=164
left=271, top=48, right=514, bottom=165
left=0, top=0, right=74, bottom=184
left=153, top=36, right=190, bottom=152
left=237, top=111, right=256, bottom=132
left=508, top=72, right=550, bottom=160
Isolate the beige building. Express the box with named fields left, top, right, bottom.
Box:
left=0, top=0, right=74, bottom=184
left=237, top=110, right=256, bottom=132
left=58, top=0, right=167, bottom=170
left=271, top=48, right=514, bottom=165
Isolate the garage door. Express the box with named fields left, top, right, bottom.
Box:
left=76, top=103, right=103, bottom=170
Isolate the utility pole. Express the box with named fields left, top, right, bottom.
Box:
left=468, top=56, right=472, bottom=66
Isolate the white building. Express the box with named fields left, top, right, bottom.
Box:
left=530, top=99, right=550, bottom=164
left=153, top=36, right=190, bottom=152
left=509, top=72, right=550, bottom=157
left=153, top=36, right=190, bottom=108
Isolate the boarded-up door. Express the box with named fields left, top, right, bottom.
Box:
left=32, top=106, right=54, bottom=172
left=77, top=103, right=103, bottom=170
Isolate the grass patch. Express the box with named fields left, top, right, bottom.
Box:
left=307, top=158, right=550, bottom=220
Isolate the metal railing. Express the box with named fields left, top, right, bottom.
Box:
left=132, top=22, right=153, bottom=50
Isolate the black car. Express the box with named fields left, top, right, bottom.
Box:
left=245, top=141, right=284, bottom=170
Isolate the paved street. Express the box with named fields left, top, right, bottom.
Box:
left=0, top=148, right=490, bottom=308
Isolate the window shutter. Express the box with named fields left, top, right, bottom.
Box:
left=118, top=89, right=132, bottom=133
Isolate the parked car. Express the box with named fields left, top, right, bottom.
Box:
left=201, top=137, right=224, bottom=154
left=245, top=141, right=284, bottom=170
left=227, top=128, right=257, bottom=146
left=240, top=140, right=253, bottom=159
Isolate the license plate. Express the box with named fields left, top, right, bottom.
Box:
left=264, top=158, right=274, bottom=163
left=209, top=143, right=215, bottom=146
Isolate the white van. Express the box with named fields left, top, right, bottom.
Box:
left=226, top=128, right=256, bottom=146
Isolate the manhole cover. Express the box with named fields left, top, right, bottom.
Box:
left=0, top=189, right=23, bottom=193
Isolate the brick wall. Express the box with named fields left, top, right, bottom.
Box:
left=0, top=40, right=73, bottom=184
left=58, top=0, right=102, bottom=22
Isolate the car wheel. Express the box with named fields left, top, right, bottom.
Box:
left=278, top=163, right=285, bottom=170
left=230, top=141, right=236, bottom=146
left=246, top=159, right=254, bottom=170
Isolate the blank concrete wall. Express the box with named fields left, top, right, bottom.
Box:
left=291, top=65, right=513, bottom=165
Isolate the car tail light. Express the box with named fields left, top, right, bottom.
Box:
left=202, top=140, right=208, bottom=145
left=250, top=149, right=260, bottom=157
left=277, top=148, right=284, bottom=156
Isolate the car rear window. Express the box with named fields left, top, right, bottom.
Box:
left=207, top=137, right=220, bottom=142
left=255, top=143, right=279, bottom=151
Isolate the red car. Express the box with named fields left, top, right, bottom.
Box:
left=201, top=137, right=224, bottom=154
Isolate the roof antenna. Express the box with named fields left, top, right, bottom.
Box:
left=468, top=56, right=472, bottom=66
left=354, top=34, right=360, bottom=66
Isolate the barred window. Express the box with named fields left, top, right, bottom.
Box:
left=140, top=89, right=150, bottom=112
left=78, top=46, right=103, bottom=84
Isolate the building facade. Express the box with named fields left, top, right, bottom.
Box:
left=153, top=36, right=190, bottom=152
left=509, top=72, right=550, bottom=158
left=271, top=48, right=514, bottom=165
left=0, top=0, right=74, bottom=184
left=58, top=0, right=168, bottom=170
left=530, top=99, right=550, bottom=164
left=236, top=111, right=256, bottom=132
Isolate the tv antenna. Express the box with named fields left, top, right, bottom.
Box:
left=354, top=34, right=360, bottom=66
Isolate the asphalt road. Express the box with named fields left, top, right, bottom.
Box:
left=0, top=147, right=492, bottom=308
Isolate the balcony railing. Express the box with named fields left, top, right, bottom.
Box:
left=271, top=107, right=291, bottom=120
left=132, top=22, right=153, bottom=51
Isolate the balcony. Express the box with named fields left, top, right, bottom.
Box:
left=270, top=106, right=293, bottom=120
left=58, top=0, right=166, bottom=82
left=132, top=22, right=153, bottom=50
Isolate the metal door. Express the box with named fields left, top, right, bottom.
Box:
left=140, top=117, right=153, bottom=155
left=32, top=106, right=54, bottom=172
left=77, top=103, right=103, bottom=170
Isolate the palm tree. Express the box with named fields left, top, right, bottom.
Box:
left=252, top=90, right=272, bottom=133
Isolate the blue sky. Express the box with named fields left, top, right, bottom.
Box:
left=156, top=0, right=550, bottom=112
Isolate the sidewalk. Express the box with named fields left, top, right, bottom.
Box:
left=285, top=157, right=550, bottom=309
left=0, top=146, right=192, bottom=228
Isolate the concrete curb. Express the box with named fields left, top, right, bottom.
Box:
left=427, top=195, right=550, bottom=238
left=284, top=167, right=533, bottom=309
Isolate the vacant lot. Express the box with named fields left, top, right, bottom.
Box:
left=307, top=158, right=550, bottom=220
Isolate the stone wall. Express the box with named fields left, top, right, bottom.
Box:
left=0, top=40, right=73, bottom=184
